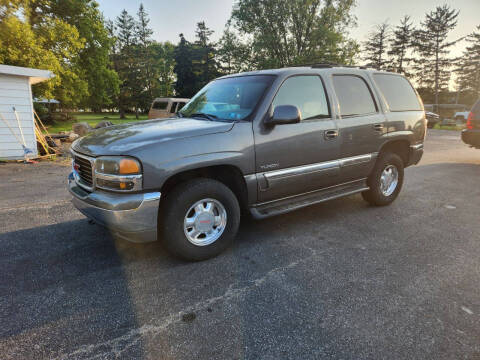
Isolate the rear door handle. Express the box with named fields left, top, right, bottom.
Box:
left=373, top=124, right=384, bottom=131
left=324, top=130, right=338, bottom=140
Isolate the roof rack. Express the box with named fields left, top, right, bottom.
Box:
left=289, top=63, right=370, bottom=70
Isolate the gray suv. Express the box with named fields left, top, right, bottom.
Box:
left=68, top=65, right=426, bottom=260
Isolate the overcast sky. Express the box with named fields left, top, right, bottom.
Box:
left=98, top=0, right=480, bottom=59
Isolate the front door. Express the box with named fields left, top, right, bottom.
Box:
left=253, top=75, right=340, bottom=203
left=330, top=74, right=387, bottom=182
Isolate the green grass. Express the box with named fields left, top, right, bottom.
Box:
left=432, top=123, right=465, bottom=131
left=45, top=113, right=148, bottom=133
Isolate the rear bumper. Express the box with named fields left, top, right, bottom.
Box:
left=461, top=129, right=480, bottom=148
left=68, top=172, right=160, bottom=243
left=408, top=143, right=424, bottom=166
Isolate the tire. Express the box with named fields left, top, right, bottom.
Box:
left=362, top=152, right=404, bottom=206
left=159, top=178, right=241, bottom=261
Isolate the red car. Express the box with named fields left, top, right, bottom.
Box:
left=461, top=99, right=480, bottom=149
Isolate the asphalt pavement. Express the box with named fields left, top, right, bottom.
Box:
left=0, top=129, right=479, bottom=359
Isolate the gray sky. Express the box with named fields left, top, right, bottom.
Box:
left=98, top=0, right=480, bottom=58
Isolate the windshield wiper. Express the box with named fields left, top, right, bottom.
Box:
left=189, top=112, right=219, bottom=121
left=176, top=112, right=184, bottom=118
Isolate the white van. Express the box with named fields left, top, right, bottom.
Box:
left=148, top=98, right=190, bottom=119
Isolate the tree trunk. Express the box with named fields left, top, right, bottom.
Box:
left=119, top=107, right=126, bottom=119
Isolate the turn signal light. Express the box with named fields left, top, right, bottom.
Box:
left=119, top=158, right=141, bottom=174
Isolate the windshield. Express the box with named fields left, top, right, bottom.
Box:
left=179, top=75, right=275, bottom=121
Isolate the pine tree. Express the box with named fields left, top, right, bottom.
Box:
left=174, top=33, right=196, bottom=97
left=194, top=21, right=218, bottom=87
left=456, top=25, right=480, bottom=105
left=413, top=5, right=460, bottom=110
left=135, top=4, right=154, bottom=114
left=114, top=9, right=138, bottom=118
left=388, top=16, right=414, bottom=75
left=364, top=22, right=390, bottom=70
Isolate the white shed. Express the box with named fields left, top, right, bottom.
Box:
left=0, top=65, right=54, bottom=160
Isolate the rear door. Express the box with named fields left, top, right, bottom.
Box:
left=331, top=74, right=386, bottom=183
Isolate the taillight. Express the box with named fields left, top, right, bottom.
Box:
left=466, top=112, right=474, bottom=130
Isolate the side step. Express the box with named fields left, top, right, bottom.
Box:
left=250, top=179, right=368, bottom=219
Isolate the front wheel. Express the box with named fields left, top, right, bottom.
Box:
left=159, top=178, right=240, bottom=261
left=362, top=152, right=404, bottom=206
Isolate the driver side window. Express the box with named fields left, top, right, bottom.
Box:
left=272, top=76, right=330, bottom=121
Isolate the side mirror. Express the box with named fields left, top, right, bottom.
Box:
left=267, top=105, right=301, bottom=125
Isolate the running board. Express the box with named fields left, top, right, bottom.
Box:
left=250, top=179, right=368, bottom=219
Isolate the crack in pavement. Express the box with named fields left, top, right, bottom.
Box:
left=56, top=246, right=321, bottom=360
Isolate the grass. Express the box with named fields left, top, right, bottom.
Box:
left=44, top=112, right=148, bottom=133
left=433, top=123, right=465, bottom=131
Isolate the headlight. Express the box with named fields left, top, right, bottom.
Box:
left=94, top=156, right=142, bottom=192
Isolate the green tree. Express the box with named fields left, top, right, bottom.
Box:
left=217, top=24, right=253, bottom=74
left=136, top=3, right=154, bottom=109
left=455, top=25, right=480, bottom=105
left=114, top=9, right=139, bottom=118
left=33, top=0, right=120, bottom=111
left=0, top=0, right=87, bottom=107
left=230, top=0, right=359, bottom=68
left=174, top=33, right=197, bottom=97
left=193, top=21, right=219, bottom=87
left=150, top=41, right=176, bottom=97
left=363, top=22, right=390, bottom=70
left=388, top=16, right=414, bottom=75
left=413, top=5, right=460, bottom=110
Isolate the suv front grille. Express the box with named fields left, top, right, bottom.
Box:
left=74, top=155, right=94, bottom=188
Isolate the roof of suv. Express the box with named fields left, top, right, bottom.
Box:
left=217, top=65, right=399, bottom=80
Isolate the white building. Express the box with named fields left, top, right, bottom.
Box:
left=0, top=65, right=54, bottom=160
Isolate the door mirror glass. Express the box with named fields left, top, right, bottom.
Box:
left=268, top=105, right=301, bottom=125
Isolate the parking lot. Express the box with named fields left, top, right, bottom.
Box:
left=0, top=129, right=479, bottom=359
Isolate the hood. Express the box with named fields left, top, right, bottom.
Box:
left=72, top=117, right=234, bottom=156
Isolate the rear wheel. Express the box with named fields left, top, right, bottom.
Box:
left=159, top=178, right=240, bottom=261
left=362, top=152, right=404, bottom=206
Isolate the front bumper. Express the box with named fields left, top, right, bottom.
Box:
left=68, top=172, right=160, bottom=243
left=408, top=143, right=424, bottom=166
left=461, top=129, right=480, bottom=148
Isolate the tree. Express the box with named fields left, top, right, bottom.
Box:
left=217, top=23, right=253, bottom=74
left=229, top=0, right=359, bottom=68
left=150, top=42, right=176, bottom=97
left=363, top=22, right=390, bottom=70
left=0, top=0, right=87, bottom=108
left=193, top=21, right=219, bottom=87
left=388, top=16, right=414, bottom=75
left=413, top=5, right=460, bottom=110
left=455, top=25, right=480, bottom=105
left=174, top=33, right=197, bottom=97
left=135, top=3, right=155, bottom=112
left=114, top=9, right=140, bottom=118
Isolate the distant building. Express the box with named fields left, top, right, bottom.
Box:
left=0, top=65, right=54, bottom=159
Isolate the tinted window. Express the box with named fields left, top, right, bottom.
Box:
left=177, top=102, right=186, bottom=111
left=374, top=74, right=422, bottom=111
left=170, top=102, right=177, bottom=113
left=333, top=75, right=377, bottom=117
left=273, top=76, right=330, bottom=120
left=152, top=101, right=168, bottom=110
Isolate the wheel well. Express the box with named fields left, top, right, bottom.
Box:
left=379, top=140, right=410, bottom=166
left=160, top=165, right=248, bottom=210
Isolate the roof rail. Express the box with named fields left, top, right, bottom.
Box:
left=288, top=63, right=370, bottom=70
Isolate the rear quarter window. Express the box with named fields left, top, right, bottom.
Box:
left=373, top=74, right=422, bottom=111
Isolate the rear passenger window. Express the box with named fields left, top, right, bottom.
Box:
left=373, top=74, right=422, bottom=111
left=333, top=75, right=377, bottom=117
left=273, top=76, right=330, bottom=121
left=170, top=102, right=177, bottom=113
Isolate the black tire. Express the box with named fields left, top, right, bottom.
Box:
left=362, top=152, right=404, bottom=206
left=159, top=178, right=240, bottom=261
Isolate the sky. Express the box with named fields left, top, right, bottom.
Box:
left=98, top=0, right=480, bottom=59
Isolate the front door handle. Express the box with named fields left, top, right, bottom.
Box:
left=373, top=123, right=384, bottom=132
left=324, top=130, right=338, bottom=140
